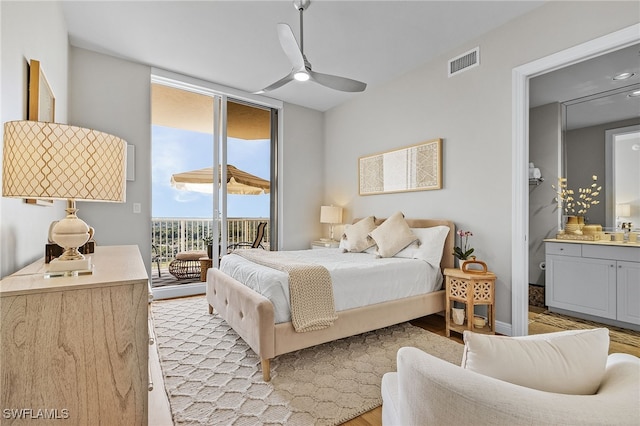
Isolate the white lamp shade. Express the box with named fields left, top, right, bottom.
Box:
left=616, top=204, right=631, bottom=217
left=320, top=205, right=343, bottom=224
left=3, top=120, right=127, bottom=202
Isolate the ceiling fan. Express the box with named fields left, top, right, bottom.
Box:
left=256, top=0, right=367, bottom=94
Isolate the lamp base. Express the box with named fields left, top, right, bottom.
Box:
left=47, top=257, right=92, bottom=273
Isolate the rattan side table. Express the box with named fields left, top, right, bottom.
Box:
left=444, top=264, right=496, bottom=337
left=199, top=257, right=213, bottom=282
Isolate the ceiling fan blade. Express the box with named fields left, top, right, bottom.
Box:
left=277, top=23, right=305, bottom=70
left=254, top=70, right=296, bottom=94
left=308, top=70, right=367, bottom=92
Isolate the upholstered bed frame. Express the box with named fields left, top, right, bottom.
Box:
left=206, top=218, right=455, bottom=381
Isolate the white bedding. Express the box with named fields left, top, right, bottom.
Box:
left=220, top=248, right=443, bottom=324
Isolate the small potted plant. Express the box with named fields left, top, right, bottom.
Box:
left=453, top=230, right=475, bottom=269
left=203, top=235, right=214, bottom=259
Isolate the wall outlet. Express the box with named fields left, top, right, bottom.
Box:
left=133, top=203, right=141, bottom=214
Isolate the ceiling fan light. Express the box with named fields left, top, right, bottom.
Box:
left=294, top=71, right=310, bottom=82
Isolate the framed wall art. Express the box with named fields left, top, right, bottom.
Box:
left=29, top=59, right=56, bottom=122
left=26, top=59, right=56, bottom=206
left=359, top=138, right=442, bottom=195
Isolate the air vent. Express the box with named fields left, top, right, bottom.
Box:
left=448, top=47, right=480, bottom=77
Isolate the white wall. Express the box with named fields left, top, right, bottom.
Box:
left=280, top=103, right=325, bottom=250
left=68, top=47, right=153, bottom=270
left=0, top=1, right=68, bottom=277
left=529, top=103, right=561, bottom=286
left=324, top=1, right=640, bottom=328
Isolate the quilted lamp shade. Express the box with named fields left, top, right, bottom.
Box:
left=3, top=120, right=127, bottom=202
left=2, top=120, right=127, bottom=272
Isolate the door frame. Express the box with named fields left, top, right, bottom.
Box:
left=511, top=23, right=640, bottom=336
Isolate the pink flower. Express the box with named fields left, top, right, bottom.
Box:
left=453, top=230, right=475, bottom=260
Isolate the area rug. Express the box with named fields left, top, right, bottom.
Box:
left=529, top=310, right=640, bottom=348
left=151, top=296, right=463, bottom=425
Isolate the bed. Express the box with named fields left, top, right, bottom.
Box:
left=206, top=217, right=455, bottom=381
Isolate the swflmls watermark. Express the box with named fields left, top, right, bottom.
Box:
left=2, top=408, right=69, bottom=420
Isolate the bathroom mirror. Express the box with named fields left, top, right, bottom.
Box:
left=563, top=86, right=640, bottom=230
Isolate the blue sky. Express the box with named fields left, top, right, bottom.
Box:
left=152, top=125, right=270, bottom=218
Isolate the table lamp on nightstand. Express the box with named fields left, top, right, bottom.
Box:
left=2, top=121, right=127, bottom=274
left=320, top=205, right=342, bottom=241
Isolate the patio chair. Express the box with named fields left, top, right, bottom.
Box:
left=228, top=222, right=267, bottom=251
left=152, top=245, right=162, bottom=278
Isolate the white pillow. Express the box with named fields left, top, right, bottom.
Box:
left=369, top=211, right=418, bottom=258
left=394, top=226, right=450, bottom=267
left=340, top=216, right=377, bottom=253
left=461, top=328, right=609, bottom=395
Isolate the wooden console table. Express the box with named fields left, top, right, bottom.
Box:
left=0, top=245, right=149, bottom=425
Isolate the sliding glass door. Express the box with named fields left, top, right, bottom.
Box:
left=150, top=77, right=277, bottom=300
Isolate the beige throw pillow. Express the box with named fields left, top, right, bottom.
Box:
left=461, top=328, right=609, bottom=395
left=341, top=216, right=377, bottom=253
left=369, top=211, right=418, bottom=258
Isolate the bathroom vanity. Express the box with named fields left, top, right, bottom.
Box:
left=545, top=239, right=640, bottom=330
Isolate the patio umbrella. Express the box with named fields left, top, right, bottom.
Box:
left=170, top=164, right=270, bottom=195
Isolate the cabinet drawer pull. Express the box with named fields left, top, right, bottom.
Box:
left=148, top=365, right=154, bottom=391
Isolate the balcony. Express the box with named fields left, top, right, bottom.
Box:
left=151, top=217, right=269, bottom=286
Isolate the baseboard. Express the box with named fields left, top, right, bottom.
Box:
left=151, top=282, right=205, bottom=300
left=495, top=320, right=512, bottom=336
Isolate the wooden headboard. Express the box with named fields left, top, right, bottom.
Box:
left=353, top=217, right=456, bottom=270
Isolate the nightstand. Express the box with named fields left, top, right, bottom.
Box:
left=311, top=240, right=340, bottom=249
left=444, top=264, right=496, bottom=337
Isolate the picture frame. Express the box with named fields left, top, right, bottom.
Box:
left=28, top=59, right=56, bottom=122
left=26, top=59, right=56, bottom=206
left=359, top=138, right=442, bottom=195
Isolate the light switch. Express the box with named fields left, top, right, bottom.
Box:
left=133, top=203, right=141, bottom=214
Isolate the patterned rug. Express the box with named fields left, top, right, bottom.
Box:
left=529, top=310, right=640, bottom=348
left=151, top=296, right=463, bottom=425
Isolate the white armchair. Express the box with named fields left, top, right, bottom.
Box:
left=382, top=332, right=640, bottom=425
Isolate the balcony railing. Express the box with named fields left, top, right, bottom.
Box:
left=152, top=217, right=269, bottom=263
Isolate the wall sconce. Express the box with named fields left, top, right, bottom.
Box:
left=2, top=121, right=127, bottom=274
left=320, top=205, right=343, bottom=241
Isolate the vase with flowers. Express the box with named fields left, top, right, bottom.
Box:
left=552, top=175, right=601, bottom=234
left=453, top=230, right=475, bottom=269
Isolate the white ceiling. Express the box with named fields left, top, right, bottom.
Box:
left=61, top=0, right=545, bottom=112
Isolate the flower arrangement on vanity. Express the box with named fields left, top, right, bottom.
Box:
left=552, top=175, right=606, bottom=241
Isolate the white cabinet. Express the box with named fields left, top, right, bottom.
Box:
left=617, top=261, right=640, bottom=324
left=545, top=240, right=640, bottom=327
